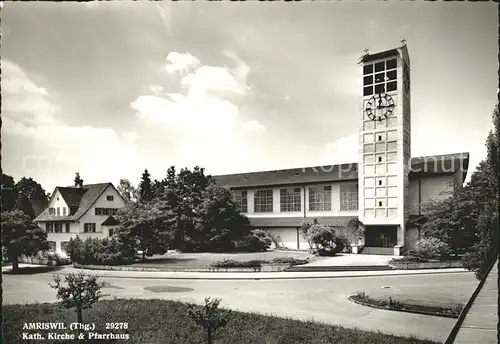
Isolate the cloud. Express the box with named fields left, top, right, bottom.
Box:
left=131, top=51, right=266, bottom=173
left=164, top=52, right=200, bottom=75
left=324, top=134, right=358, bottom=164
left=1, top=59, right=141, bottom=189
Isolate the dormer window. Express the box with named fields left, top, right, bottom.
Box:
left=49, top=207, right=55, bottom=215
left=106, top=195, right=114, bottom=201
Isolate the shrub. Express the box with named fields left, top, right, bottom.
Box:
left=211, top=259, right=267, bottom=268
left=271, top=257, right=309, bottom=266
left=235, top=229, right=272, bottom=252
left=317, top=248, right=336, bottom=257
left=333, top=237, right=346, bottom=254
left=188, top=297, right=230, bottom=344
left=389, top=256, right=428, bottom=264
left=408, top=238, right=451, bottom=261
left=49, top=272, right=107, bottom=324
left=66, top=236, right=135, bottom=265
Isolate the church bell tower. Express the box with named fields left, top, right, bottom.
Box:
left=357, top=43, right=411, bottom=255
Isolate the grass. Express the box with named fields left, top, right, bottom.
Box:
left=130, top=250, right=317, bottom=269
left=3, top=299, right=439, bottom=344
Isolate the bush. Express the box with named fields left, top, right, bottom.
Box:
left=389, top=256, right=428, bottom=263
left=211, top=259, right=267, bottom=268
left=408, top=238, right=451, bottom=261
left=66, top=236, right=135, bottom=265
left=317, top=248, right=336, bottom=257
left=271, top=257, right=309, bottom=266
left=235, top=229, right=272, bottom=252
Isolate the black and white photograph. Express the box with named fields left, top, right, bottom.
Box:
left=1, top=2, right=498, bottom=344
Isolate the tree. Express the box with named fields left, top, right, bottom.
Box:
left=194, top=185, right=250, bottom=251
left=1, top=211, right=49, bottom=271
left=116, top=179, right=138, bottom=204
left=49, top=272, right=107, bottom=324
left=139, top=169, right=153, bottom=203
left=1, top=173, right=17, bottom=213
left=188, top=297, right=230, bottom=344
left=419, top=188, right=479, bottom=255
left=115, top=201, right=173, bottom=260
left=14, top=194, right=36, bottom=219
left=461, top=104, right=499, bottom=279
left=15, top=177, right=48, bottom=202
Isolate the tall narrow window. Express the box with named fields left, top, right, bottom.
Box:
left=233, top=190, right=248, bottom=213
left=309, top=186, right=332, bottom=211
left=280, top=188, right=301, bottom=212
left=340, top=183, right=358, bottom=211
left=254, top=190, right=273, bottom=213
left=84, top=223, right=97, bottom=233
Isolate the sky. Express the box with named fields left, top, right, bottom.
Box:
left=1, top=1, right=498, bottom=192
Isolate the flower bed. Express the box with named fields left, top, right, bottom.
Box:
left=349, top=292, right=463, bottom=319
left=17, top=253, right=71, bottom=266
left=389, top=256, right=463, bottom=270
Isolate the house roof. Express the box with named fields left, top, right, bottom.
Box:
left=101, top=215, right=120, bottom=226
left=34, top=183, right=114, bottom=222
left=360, top=48, right=399, bottom=63
left=213, top=153, right=469, bottom=189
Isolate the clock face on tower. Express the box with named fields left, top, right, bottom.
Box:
left=364, top=93, right=395, bottom=121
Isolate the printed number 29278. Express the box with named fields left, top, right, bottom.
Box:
left=106, top=323, right=128, bottom=330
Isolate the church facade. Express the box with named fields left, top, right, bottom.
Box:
left=214, top=45, right=469, bottom=255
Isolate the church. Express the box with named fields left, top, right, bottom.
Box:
left=214, top=44, right=469, bottom=255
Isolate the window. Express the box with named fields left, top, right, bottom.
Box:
left=254, top=189, right=273, bottom=213
left=62, top=207, right=67, bottom=216
left=363, top=58, right=398, bottom=96
left=84, top=223, right=96, bottom=233
left=49, top=208, right=55, bottom=215
left=57, top=207, right=60, bottom=216
left=95, top=208, right=118, bottom=216
left=48, top=241, right=56, bottom=252
left=378, top=156, right=383, bottom=163
left=109, top=228, right=114, bottom=237
left=65, top=223, right=70, bottom=233
left=340, top=184, right=358, bottom=211
left=106, top=195, right=114, bottom=201
left=46, top=223, right=54, bottom=233
left=233, top=190, right=248, bottom=213
left=309, top=186, right=332, bottom=211
left=280, top=188, right=301, bottom=212
left=61, top=241, right=69, bottom=252
left=54, top=223, right=62, bottom=233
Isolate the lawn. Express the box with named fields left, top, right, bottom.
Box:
left=3, top=299, right=439, bottom=344
left=131, top=250, right=319, bottom=268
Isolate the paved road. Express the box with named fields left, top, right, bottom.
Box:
left=3, top=270, right=478, bottom=342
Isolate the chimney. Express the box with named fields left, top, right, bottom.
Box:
left=74, top=172, right=84, bottom=188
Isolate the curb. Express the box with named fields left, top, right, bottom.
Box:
left=348, top=295, right=460, bottom=319
left=50, top=269, right=470, bottom=281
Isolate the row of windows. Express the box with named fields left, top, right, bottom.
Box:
left=234, top=185, right=358, bottom=213
left=95, top=208, right=119, bottom=216
left=49, top=207, right=67, bottom=216
left=46, top=222, right=71, bottom=233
